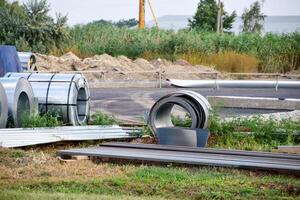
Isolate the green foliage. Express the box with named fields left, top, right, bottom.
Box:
left=168, top=108, right=299, bottom=151
left=20, top=113, right=63, bottom=128
left=242, top=1, right=266, bottom=33
left=115, top=18, right=139, bottom=28
left=70, top=26, right=300, bottom=72
left=171, top=114, right=192, bottom=127
left=88, top=18, right=138, bottom=28
left=189, top=0, right=236, bottom=32
left=3, top=166, right=299, bottom=199
left=90, top=111, right=119, bottom=125
left=209, top=111, right=300, bottom=151
left=0, top=0, right=69, bottom=53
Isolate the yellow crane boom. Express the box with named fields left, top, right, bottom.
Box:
left=139, top=0, right=159, bottom=30
left=139, top=0, right=145, bottom=30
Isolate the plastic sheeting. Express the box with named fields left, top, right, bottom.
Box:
left=0, top=45, right=22, bottom=77
left=6, top=73, right=90, bottom=126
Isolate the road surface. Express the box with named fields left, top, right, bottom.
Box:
left=90, top=88, right=300, bottom=121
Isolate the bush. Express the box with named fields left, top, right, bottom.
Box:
left=69, top=26, right=300, bottom=73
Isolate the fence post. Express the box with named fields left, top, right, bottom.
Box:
left=275, top=74, right=279, bottom=92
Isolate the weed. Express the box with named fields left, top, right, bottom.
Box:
left=169, top=109, right=299, bottom=151
left=68, top=26, right=300, bottom=73
left=90, top=111, right=119, bottom=125
left=20, top=113, right=63, bottom=128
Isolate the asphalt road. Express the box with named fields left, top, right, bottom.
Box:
left=90, top=88, right=300, bottom=121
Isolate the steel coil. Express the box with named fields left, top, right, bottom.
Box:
left=0, top=78, right=35, bottom=127
left=0, top=83, right=8, bottom=128
left=17, top=52, right=36, bottom=71
left=5, top=72, right=90, bottom=125
left=148, top=90, right=211, bottom=133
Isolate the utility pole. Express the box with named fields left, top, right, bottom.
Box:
left=217, top=0, right=222, bottom=33
left=139, top=0, right=145, bottom=30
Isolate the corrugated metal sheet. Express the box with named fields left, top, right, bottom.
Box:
left=0, top=126, right=137, bottom=148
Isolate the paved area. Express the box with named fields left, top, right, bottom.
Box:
left=90, top=87, right=300, bottom=121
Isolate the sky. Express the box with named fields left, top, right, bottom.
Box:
left=16, top=0, right=300, bottom=25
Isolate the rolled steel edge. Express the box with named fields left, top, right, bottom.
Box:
left=5, top=72, right=90, bottom=126
left=148, top=90, right=211, bottom=134
left=0, top=78, right=35, bottom=127
left=0, top=83, right=8, bottom=128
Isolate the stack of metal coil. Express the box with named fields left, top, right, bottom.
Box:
left=5, top=73, right=90, bottom=126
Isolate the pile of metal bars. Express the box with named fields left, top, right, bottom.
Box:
left=57, top=143, right=300, bottom=173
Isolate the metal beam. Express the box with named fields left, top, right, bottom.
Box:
left=57, top=143, right=300, bottom=173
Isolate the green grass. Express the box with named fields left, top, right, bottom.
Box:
left=68, top=25, right=300, bottom=73
left=1, top=166, right=299, bottom=200
left=170, top=111, right=300, bottom=151
left=209, top=113, right=300, bottom=151
left=0, top=190, right=161, bottom=200
left=20, top=112, right=63, bottom=128
left=90, top=111, right=119, bottom=125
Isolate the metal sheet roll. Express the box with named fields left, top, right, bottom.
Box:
left=17, top=52, right=36, bottom=71
left=0, top=83, right=8, bottom=128
left=148, top=90, right=211, bottom=134
left=5, top=73, right=90, bottom=126
left=0, top=78, right=35, bottom=127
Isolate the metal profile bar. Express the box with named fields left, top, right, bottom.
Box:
left=101, top=143, right=300, bottom=160
left=57, top=144, right=300, bottom=173
left=167, top=79, right=300, bottom=89
left=0, top=126, right=137, bottom=148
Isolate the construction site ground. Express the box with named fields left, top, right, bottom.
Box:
left=90, top=87, right=300, bottom=122
left=0, top=140, right=299, bottom=200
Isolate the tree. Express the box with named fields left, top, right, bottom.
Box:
left=241, top=0, right=266, bottom=33
left=189, top=0, right=236, bottom=32
left=0, top=0, right=69, bottom=53
left=115, top=18, right=139, bottom=28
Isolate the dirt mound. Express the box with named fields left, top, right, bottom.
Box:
left=35, top=52, right=218, bottom=81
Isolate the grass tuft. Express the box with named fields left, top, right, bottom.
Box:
left=20, top=113, right=63, bottom=128
left=90, top=111, right=119, bottom=125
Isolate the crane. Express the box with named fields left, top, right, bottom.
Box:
left=139, top=0, right=159, bottom=30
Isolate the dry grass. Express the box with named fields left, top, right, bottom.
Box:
left=0, top=147, right=134, bottom=187
left=178, top=52, right=259, bottom=73
left=0, top=145, right=299, bottom=200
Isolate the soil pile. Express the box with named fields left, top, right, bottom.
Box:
left=36, top=52, right=219, bottom=81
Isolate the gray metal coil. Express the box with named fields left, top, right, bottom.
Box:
left=0, top=83, right=8, bottom=128
left=148, top=90, right=211, bottom=134
left=5, top=72, right=90, bottom=126
left=0, top=78, right=35, bottom=127
left=17, top=52, right=36, bottom=71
